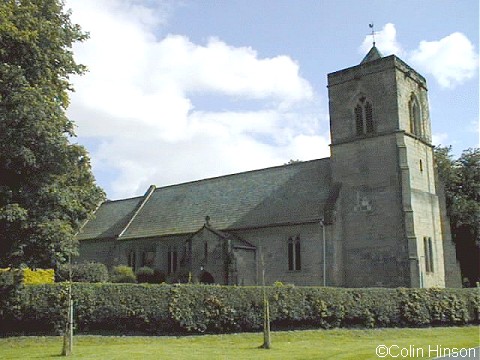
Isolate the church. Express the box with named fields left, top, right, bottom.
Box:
left=76, top=47, right=461, bottom=288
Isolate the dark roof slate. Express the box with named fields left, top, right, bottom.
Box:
left=77, top=158, right=332, bottom=241
left=76, top=197, right=143, bottom=240
left=121, top=158, right=332, bottom=239
left=361, top=46, right=383, bottom=64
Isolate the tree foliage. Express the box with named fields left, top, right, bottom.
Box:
left=434, top=146, right=480, bottom=286
left=0, top=0, right=105, bottom=268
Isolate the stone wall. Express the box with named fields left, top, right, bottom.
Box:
left=234, top=223, right=327, bottom=286
left=78, top=238, right=118, bottom=268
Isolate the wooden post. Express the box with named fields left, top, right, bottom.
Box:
left=61, top=254, right=73, bottom=356
left=60, top=201, right=102, bottom=356
left=260, top=247, right=271, bottom=349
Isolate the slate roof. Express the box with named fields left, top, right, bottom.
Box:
left=361, top=45, right=383, bottom=64
left=76, top=196, right=143, bottom=240
left=77, top=158, right=333, bottom=241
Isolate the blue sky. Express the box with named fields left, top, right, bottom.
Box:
left=65, top=1, right=479, bottom=199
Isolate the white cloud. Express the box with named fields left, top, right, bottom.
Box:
left=65, top=0, right=328, bottom=199
left=468, top=118, right=480, bottom=148
left=360, top=24, right=478, bottom=88
left=284, top=135, right=330, bottom=161
left=154, top=35, right=313, bottom=103
left=360, top=23, right=403, bottom=56
left=432, top=133, right=449, bottom=146
left=409, top=32, right=478, bottom=88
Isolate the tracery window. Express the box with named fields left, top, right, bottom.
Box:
left=355, top=97, right=374, bottom=135
left=288, top=236, right=301, bottom=271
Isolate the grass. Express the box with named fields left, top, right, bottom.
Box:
left=0, top=327, right=478, bottom=360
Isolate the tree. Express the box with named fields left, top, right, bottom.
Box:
left=0, top=0, right=105, bottom=269
left=434, top=146, right=480, bottom=286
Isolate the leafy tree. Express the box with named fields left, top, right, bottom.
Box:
left=0, top=0, right=105, bottom=268
left=434, top=146, right=480, bottom=286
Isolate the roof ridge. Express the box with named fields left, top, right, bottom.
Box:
left=151, top=157, right=331, bottom=193
left=104, top=195, right=144, bottom=204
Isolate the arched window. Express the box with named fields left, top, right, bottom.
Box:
left=409, top=94, right=423, bottom=137
left=355, top=104, right=364, bottom=135
left=365, top=102, right=374, bottom=133
left=294, top=236, right=301, bottom=271
left=288, top=237, right=294, bottom=270
left=128, top=250, right=136, bottom=270
left=354, top=97, right=374, bottom=135
left=288, top=236, right=301, bottom=271
left=167, top=246, right=177, bottom=274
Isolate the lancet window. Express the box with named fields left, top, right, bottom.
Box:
left=288, top=236, right=301, bottom=271
left=409, top=94, right=423, bottom=138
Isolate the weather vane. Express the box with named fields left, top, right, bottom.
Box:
left=369, top=22, right=376, bottom=47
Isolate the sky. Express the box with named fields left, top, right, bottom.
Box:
left=64, top=0, right=479, bottom=200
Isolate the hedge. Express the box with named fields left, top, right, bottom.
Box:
left=55, top=262, right=109, bottom=283
left=0, top=284, right=478, bottom=335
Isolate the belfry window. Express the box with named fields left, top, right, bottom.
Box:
left=288, top=236, right=301, bottom=271
left=409, top=94, right=423, bottom=137
left=355, top=97, right=374, bottom=135
left=365, top=102, right=374, bottom=133
left=355, top=105, right=363, bottom=135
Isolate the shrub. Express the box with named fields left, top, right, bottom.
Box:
left=22, top=269, right=55, bottom=284
left=110, top=266, right=136, bottom=283
left=56, top=262, right=109, bottom=283
left=1, top=268, right=54, bottom=285
left=136, top=267, right=154, bottom=283
left=135, top=268, right=166, bottom=284
left=153, top=270, right=167, bottom=284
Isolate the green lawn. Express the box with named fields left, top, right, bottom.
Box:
left=0, top=327, right=478, bottom=360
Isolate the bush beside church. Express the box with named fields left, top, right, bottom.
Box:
left=0, top=282, right=477, bottom=335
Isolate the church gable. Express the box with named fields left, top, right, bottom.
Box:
left=76, top=196, right=143, bottom=241
left=181, top=223, right=256, bottom=285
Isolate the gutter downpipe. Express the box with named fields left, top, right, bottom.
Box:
left=320, top=218, right=326, bottom=287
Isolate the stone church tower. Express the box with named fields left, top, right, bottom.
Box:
left=328, top=46, right=452, bottom=287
